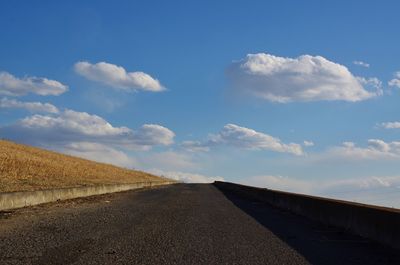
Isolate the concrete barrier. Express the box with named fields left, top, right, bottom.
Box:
left=0, top=181, right=175, bottom=211
left=214, top=181, right=400, bottom=249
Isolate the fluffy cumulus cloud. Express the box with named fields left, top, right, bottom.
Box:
left=353, top=60, right=370, bottom=68
left=380, top=121, right=400, bottom=129
left=214, top=124, right=304, bottom=155
left=0, top=71, right=68, bottom=96
left=74, top=61, right=165, bottom=92
left=183, top=124, right=304, bottom=156
left=388, top=71, right=400, bottom=88
left=149, top=169, right=224, bottom=183
left=325, top=139, right=400, bottom=160
left=227, top=53, right=381, bottom=102
left=0, top=98, right=59, bottom=113
left=0, top=109, right=175, bottom=151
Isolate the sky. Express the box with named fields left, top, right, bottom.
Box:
left=1, top=0, right=400, bottom=208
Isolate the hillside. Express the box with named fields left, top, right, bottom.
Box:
left=0, top=140, right=169, bottom=193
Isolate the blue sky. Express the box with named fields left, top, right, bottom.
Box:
left=1, top=0, right=400, bottom=207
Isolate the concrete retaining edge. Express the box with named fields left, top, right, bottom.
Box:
left=0, top=181, right=175, bottom=211
left=214, top=181, right=400, bottom=249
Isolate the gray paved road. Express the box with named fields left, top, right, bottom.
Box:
left=0, top=184, right=399, bottom=265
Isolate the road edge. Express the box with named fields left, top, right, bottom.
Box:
left=214, top=181, right=400, bottom=249
left=0, top=181, right=176, bottom=211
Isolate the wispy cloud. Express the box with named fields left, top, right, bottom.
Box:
left=242, top=174, right=400, bottom=208
left=378, top=121, right=400, bottom=129
left=0, top=98, right=59, bottom=113
left=182, top=123, right=304, bottom=156
left=63, top=142, right=138, bottom=168
left=141, top=151, right=197, bottom=171
left=322, top=139, right=400, bottom=160
left=181, top=140, right=210, bottom=152
left=303, top=140, right=314, bottom=147
left=243, top=175, right=314, bottom=194
left=149, top=169, right=224, bottom=183
left=353, top=60, right=370, bottom=68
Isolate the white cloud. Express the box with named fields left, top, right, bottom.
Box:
left=241, top=174, right=400, bottom=208
left=227, top=53, right=381, bottom=102
left=149, top=169, right=224, bottom=183
left=0, top=109, right=175, bottom=151
left=183, top=124, right=303, bottom=156
left=62, top=142, right=138, bottom=168
left=318, top=176, right=400, bottom=208
left=303, top=140, right=314, bottom=147
left=380, top=121, right=400, bottom=129
left=356, top=77, right=383, bottom=92
left=242, top=175, right=313, bottom=194
left=181, top=140, right=210, bottom=152
left=74, top=61, right=165, bottom=92
left=134, top=124, right=175, bottom=146
left=324, top=139, right=400, bottom=160
left=320, top=176, right=397, bottom=195
left=0, top=71, right=68, bottom=96
left=388, top=71, right=400, bottom=88
left=215, top=124, right=304, bottom=155
left=141, top=151, right=197, bottom=171
left=0, top=98, right=59, bottom=113
left=353, top=60, right=370, bottom=68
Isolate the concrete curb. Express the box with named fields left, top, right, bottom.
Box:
left=0, top=181, right=175, bottom=211
left=214, top=181, right=400, bottom=249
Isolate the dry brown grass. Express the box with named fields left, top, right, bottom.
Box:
left=0, top=140, right=169, bottom=193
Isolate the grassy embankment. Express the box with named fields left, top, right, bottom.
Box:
left=0, top=140, right=169, bottom=193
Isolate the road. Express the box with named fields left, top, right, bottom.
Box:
left=0, top=184, right=399, bottom=265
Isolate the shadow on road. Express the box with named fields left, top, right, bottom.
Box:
left=214, top=184, right=400, bottom=265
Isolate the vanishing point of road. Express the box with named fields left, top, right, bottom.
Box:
left=0, top=184, right=399, bottom=265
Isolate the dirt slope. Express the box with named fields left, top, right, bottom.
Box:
left=0, top=140, right=169, bottom=192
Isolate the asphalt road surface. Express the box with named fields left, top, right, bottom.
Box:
left=0, top=184, right=399, bottom=265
